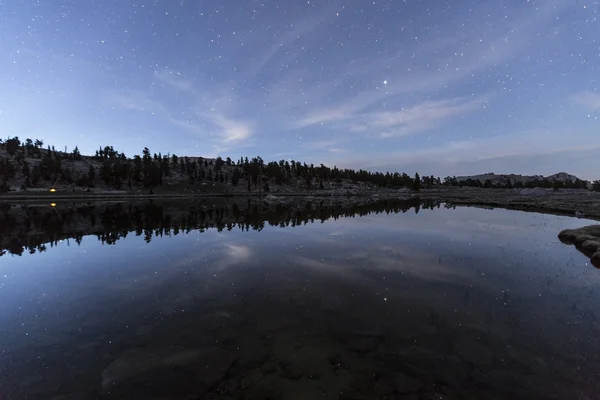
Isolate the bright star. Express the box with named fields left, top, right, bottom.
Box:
left=383, top=80, right=388, bottom=85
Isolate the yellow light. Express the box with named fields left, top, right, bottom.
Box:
left=49, top=188, right=56, bottom=192
left=50, top=203, right=56, bottom=207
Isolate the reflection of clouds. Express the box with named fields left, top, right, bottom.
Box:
left=210, top=244, right=253, bottom=271
left=289, top=241, right=474, bottom=286
left=225, top=244, right=251, bottom=260
left=108, top=238, right=252, bottom=295
left=106, top=240, right=256, bottom=316
left=315, top=205, right=594, bottom=247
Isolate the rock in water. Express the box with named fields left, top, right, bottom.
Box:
left=580, top=240, right=600, bottom=254
left=592, top=252, right=600, bottom=268
left=558, top=225, right=600, bottom=267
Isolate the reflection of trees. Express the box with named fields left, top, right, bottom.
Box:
left=0, top=198, right=443, bottom=256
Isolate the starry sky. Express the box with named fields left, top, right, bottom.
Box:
left=1, top=0, right=598, bottom=179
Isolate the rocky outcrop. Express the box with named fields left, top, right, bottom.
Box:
left=558, top=225, right=600, bottom=268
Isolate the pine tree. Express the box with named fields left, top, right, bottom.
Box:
left=72, top=146, right=81, bottom=161
left=413, top=173, right=421, bottom=191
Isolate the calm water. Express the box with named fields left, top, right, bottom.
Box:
left=0, top=200, right=598, bottom=399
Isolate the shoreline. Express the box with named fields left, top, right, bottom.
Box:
left=1, top=188, right=599, bottom=220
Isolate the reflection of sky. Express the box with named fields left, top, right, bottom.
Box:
left=1, top=207, right=599, bottom=356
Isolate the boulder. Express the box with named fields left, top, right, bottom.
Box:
left=592, top=252, right=600, bottom=268
left=579, top=240, right=600, bottom=254
left=558, top=225, right=600, bottom=267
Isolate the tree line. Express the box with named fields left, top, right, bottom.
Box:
left=0, top=136, right=597, bottom=192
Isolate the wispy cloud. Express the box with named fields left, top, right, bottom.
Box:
left=210, top=114, right=252, bottom=142
left=106, top=90, right=166, bottom=114
left=297, top=96, right=484, bottom=138
left=168, top=117, right=205, bottom=135
left=296, top=108, right=350, bottom=127
left=286, top=0, right=568, bottom=133
left=154, top=69, right=195, bottom=93
left=108, top=72, right=254, bottom=147
left=245, top=8, right=335, bottom=77
left=571, top=91, right=600, bottom=110
left=354, top=97, right=484, bottom=138
left=173, top=111, right=253, bottom=143
left=325, top=129, right=600, bottom=179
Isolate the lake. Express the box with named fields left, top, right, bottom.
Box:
left=0, top=199, right=598, bottom=399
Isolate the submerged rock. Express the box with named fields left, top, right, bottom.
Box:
left=559, top=225, right=600, bottom=268
left=394, top=373, right=423, bottom=394
left=454, top=338, right=492, bottom=368
left=101, top=346, right=235, bottom=395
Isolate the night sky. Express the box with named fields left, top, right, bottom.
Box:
left=1, top=0, right=598, bottom=178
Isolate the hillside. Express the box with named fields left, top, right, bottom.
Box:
left=0, top=137, right=596, bottom=195
left=0, top=138, right=404, bottom=194
left=454, top=172, right=590, bottom=189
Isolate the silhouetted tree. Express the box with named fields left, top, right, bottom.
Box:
left=413, top=173, right=421, bottom=191
left=6, top=137, right=20, bottom=155
left=72, top=146, right=82, bottom=161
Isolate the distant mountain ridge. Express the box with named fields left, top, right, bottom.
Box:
left=455, top=172, right=588, bottom=186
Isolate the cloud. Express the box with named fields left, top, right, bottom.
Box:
left=172, top=112, right=252, bottom=143
left=168, top=117, right=205, bottom=135
left=210, top=114, right=252, bottom=142
left=285, top=0, right=568, bottom=133
left=350, top=97, right=484, bottom=138
left=571, top=91, right=600, bottom=110
left=225, top=244, right=252, bottom=260
left=325, top=129, right=600, bottom=179
left=297, top=96, right=484, bottom=138
left=246, top=8, right=335, bottom=77
left=154, top=69, right=195, bottom=93
left=296, top=107, right=350, bottom=128
left=106, top=71, right=253, bottom=147
left=106, top=90, right=166, bottom=114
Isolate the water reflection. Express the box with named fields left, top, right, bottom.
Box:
left=0, top=199, right=599, bottom=399
left=0, top=198, right=442, bottom=256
